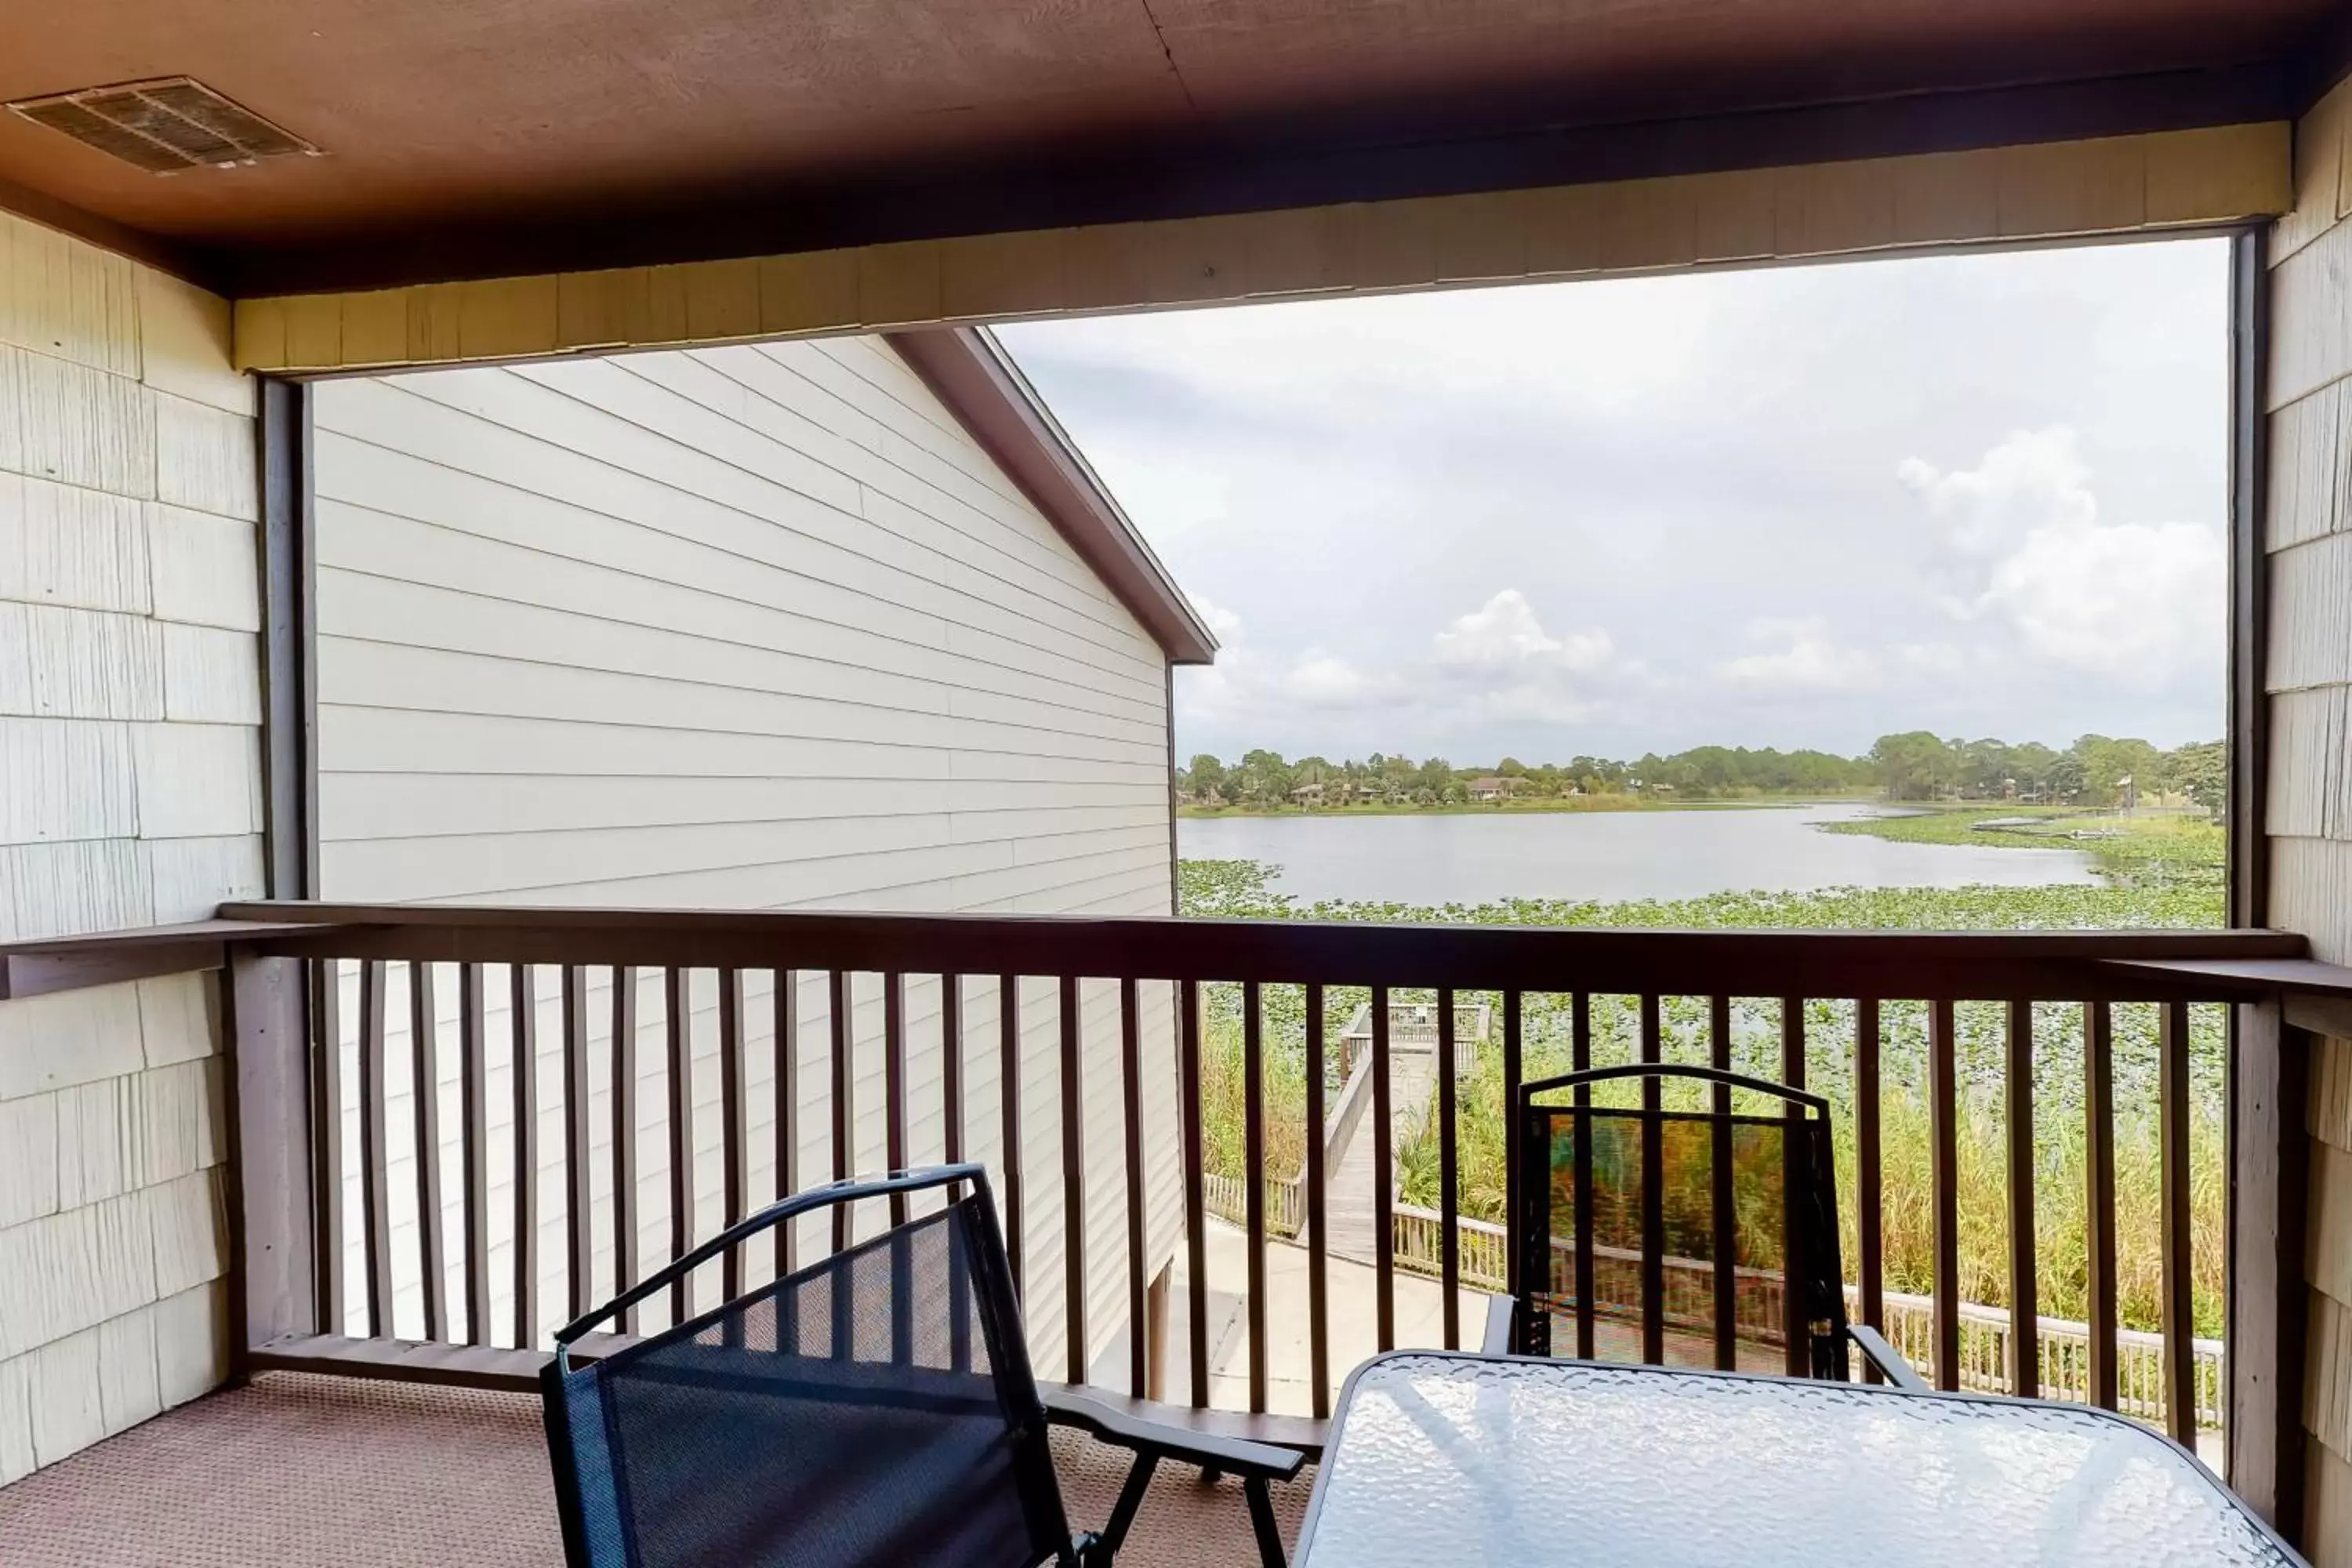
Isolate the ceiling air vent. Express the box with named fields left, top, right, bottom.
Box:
left=6, top=78, right=318, bottom=173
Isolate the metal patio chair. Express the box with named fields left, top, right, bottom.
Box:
left=1488, top=1063, right=1921, bottom=1388
left=543, top=1164, right=1303, bottom=1567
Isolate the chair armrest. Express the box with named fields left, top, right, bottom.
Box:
left=1481, top=1294, right=1517, bottom=1356
left=1846, top=1324, right=1929, bottom=1392
left=1043, top=1388, right=1305, bottom=1482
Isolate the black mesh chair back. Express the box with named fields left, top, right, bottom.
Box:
left=1510, top=1065, right=1849, bottom=1380
left=544, top=1166, right=1081, bottom=1568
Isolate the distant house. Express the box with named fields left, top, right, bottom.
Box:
left=1468, top=776, right=1508, bottom=802
left=1290, top=782, right=1326, bottom=804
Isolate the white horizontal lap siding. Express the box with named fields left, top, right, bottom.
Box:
left=311, top=336, right=1181, bottom=1382
left=335, top=966, right=1179, bottom=1388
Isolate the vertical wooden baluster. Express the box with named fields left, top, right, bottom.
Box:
left=884, top=971, right=908, bottom=1226
left=612, top=967, right=638, bottom=1334
left=719, top=967, right=747, bottom=1298
left=1639, top=993, right=1664, bottom=1366
left=1857, top=997, right=1884, bottom=1383
left=830, top=971, right=854, bottom=1254
left=774, top=970, right=797, bottom=1279
left=410, top=961, right=446, bottom=1341
left=359, top=960, right=392, bottom=1338
left=2160, top=1000, right=2196, bottom=1444
left=1179, top=978, right=1207, bottom=1406
left=2006, top=998, right=2038, bottom=1398
left=943, top=975, right=964, bottom=1166
left=946, top=971, right=971, bottom=1375
left=1781, top=995, right=1806, bottom=1378
left=512, top=965, right=539, bottom=1349
left=1709, top=995, right=1735, bottom=1371
left=1929, top=997, right=1960, bottom=1391
left=313, top=960, right=345, bottom=1334
left=1572, top=992, right=1595, bottom=1361
left=564, top=967, right=593, bottom=1320
left=1121, top=977, right=1148, bottom=1399
left=664, top=967, right=691, bottom=1327
left=2084, top=1000, right=2118, bottom=1409
left=1000, top=975, right=1025, bottom=1298
left=1502, top=990, right=1523, bottom=1305
left=1305, top=984, right=1330, bottom=1419
left=459, top=965, right=489, bottom=1345
left=1061, top=974, right=1087, bottom=1386
left=1372, top=985, right=1395, bottom=1352
left=1243, top=979, right=1267, bottom=1409
left=1439, top=988, right=1461, bottom=1352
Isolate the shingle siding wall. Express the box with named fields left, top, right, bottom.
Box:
left=308, top=337, right=1180, bottom=1382
left=2267, top=74, right=2352, bottom=1566
left=0, top=213, right=252, bottom=1480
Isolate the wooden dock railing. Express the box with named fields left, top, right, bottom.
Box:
left=1384, top=1204, right=2223, bottom=1429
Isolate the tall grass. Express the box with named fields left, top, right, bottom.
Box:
left=1844, top=1084, right=2222, bottom=1335
left=1196, top=989, right=1312, bottom=1181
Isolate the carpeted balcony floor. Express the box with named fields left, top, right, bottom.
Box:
left=0, top=1372, right=1315, bottom=1566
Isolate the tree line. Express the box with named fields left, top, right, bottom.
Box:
left=1179, top=733, right=2226, bottom=811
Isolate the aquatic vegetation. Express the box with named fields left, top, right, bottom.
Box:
left=1181, top=853, right=2227, bottom=1336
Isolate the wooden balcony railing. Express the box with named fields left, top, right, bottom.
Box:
left=165, top=902, right=2301, bottom=1450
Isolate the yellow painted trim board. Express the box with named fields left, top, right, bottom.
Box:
left=234, top=123, right=2291, bottom=375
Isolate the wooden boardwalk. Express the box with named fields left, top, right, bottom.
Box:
left=1321, top=1046, right=1437, bottom=1265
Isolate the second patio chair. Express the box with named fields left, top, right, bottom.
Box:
left=1488, top=1062, right=1921, bottom=1389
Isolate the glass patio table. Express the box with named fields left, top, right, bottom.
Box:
left=1295, top=1352, right=2304, bottom=1566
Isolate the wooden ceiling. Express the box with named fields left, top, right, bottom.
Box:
left=0, top=0, right=2339, bottom=293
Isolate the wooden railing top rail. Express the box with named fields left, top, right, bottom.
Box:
left=0, top=917, right=330, bottom=1000
left=209, top=901, right=2307, bottom=1000
left=15, top=898, right=2321, bottom=1460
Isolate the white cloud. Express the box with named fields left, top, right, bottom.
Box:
left=1428, top=590, right=1621, bottom=723
left=1181, top=602, right=1399, bottom=727
left=1900, top=429, right=2223, bottom=691
left=1196, top=597, right=1245, bottom=641
left=1435, top=590, right=1614, bottom=674
left=1980, top=518, right=2222, bottom=688
left=1181, top=590, right=1623, bottom=739
left=1716, top=618, right=1880, bottom=692
left=1894, top=642, right=1970, bottom=679
left=1899, top=426, right=2096, bottom=558
left=1283, top=652, right=1387, bottom=708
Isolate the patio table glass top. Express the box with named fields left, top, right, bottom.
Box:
left=1296, top=1352, right=2303, bottom=1567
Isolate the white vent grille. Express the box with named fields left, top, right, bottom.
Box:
left=7, top=78, right=318, bottom=173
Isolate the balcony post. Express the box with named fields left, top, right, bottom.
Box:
left=2228, top=996, right=2308, bottom=1537
left=222, top=947, right=319, bottom=1374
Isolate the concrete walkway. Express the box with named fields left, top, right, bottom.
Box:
left=1163, top=1216, right=1491, bottom=1417
left=1157, top=1218, right=2223, bottom=1465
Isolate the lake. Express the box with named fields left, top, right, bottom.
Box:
left=1177, top=803, right=2101, bottom=905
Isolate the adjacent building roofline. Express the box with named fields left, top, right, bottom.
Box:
left=887, top=326, right=1218, bottom=666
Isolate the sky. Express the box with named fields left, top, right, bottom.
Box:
left=996, top=237, right=2231, bottom=768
